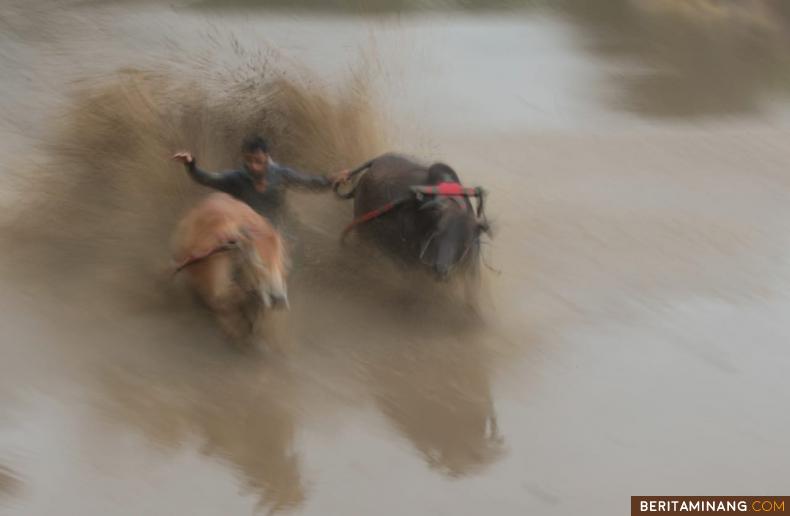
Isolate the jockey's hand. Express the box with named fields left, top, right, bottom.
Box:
left=172, top=151, right=194, bottom=166
left=329, top=169, right=352, bottom=186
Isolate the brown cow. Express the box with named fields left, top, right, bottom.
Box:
left=171, top=193, right=288, bottom=342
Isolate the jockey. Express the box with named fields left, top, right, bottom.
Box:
left=173, top=135, right=349, bottom=225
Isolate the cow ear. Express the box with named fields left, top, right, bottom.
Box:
left=427, top=163, right=460, bottom=184
left=419, top=198, right=442, bottom=211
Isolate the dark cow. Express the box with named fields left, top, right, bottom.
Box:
left=338, top=153, right=490, bottom=282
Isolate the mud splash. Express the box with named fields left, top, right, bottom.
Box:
left=0, top=36, right=502, bottom=514
left=6, top=46, right=383, bottom=282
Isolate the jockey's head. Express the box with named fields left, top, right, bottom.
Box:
left=241, top=135, right=269, bottom=178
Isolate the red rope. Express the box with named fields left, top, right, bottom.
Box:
left=340, top=182, right=484, bottom=241
left=341, top=199, right=408, bottom=241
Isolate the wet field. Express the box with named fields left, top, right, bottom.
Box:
left=1, top=1, right=790, bottom=514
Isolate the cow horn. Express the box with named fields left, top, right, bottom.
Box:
left=475, top=187, right=487, bottom=218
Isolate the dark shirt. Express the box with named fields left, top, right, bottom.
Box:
left=186, top=159, right=331, bottom=223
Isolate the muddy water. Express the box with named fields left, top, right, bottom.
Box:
left=2, top=2, right=790, bottom=515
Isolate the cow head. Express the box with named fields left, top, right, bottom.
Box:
left=235, top=236, right=289, bottom=310
left=417, top=196, right=489, bottom=281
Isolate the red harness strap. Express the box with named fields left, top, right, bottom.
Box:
left=173, top=241, right=238, bottom=274
left=412, top=182, right=481, bottom=197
